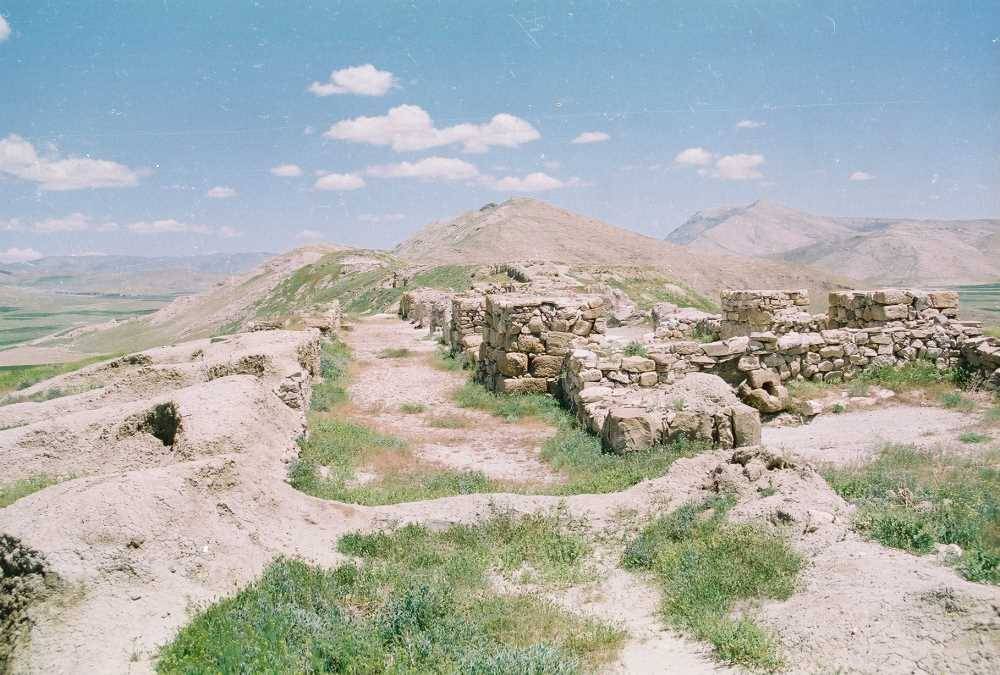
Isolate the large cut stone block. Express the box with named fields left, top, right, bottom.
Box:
left=601, top=407, right=657, bottom=454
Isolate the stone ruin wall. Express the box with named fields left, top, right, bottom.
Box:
left=475, top=294, right=609, bottom=395
left=719, top=289, right=821, bottom=338
left=449, top=295, right=486, bottom=366
left=579, top=288, right=995, bottom=418
left=396, top=278, right=999, bottom=454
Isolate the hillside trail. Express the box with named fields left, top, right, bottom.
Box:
left=341, top=314, right=562, bottom=482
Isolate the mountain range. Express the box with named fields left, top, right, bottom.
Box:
left=667, top=200, right=1000, bottom=286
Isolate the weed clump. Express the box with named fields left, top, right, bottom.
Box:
left=377, top=347, right=412, bottom=359
left=623, top=341, right=648, bottom=357
left=310, top=339, right=350, bottom=412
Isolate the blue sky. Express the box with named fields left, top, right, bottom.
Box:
left=1, top=1, right=997, bottom=261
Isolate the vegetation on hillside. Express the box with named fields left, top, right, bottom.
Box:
left=0, top=474, right=60, bottom=508
left=253, top=250, right=497, bottom=320
left=0, top=355, right=112, bottom=397
left=157, top=513, right=623, bottom=673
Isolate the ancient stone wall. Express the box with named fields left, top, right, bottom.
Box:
left=448, top=295, right=486, bottom=366
left=652, top=303, right=722, bottom=341
left=961, top=336, right=1000, bottom=389
left=399, top=288, right=453, bottom=333
left=720, top=289, right=815, bottom=338
left=476, top=294, right=608, bottom=395
left=561, top=349, right=761, bottom=454
left=827, top=289, right=959, bottom=327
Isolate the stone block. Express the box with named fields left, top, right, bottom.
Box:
left=496, top=376, right=549, bottom=395
left=601, top=407, right=657, bottom=454
left=621, top=356, right=656, bottom=373
left=497, top=351, right=528, bottom=377
left=530, top=355, right=563, bottom=379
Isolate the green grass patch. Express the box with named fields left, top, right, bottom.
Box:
left=294, top=377, right=709, bottom=505
left=377, top=347, right=412, bottom=359
left=431, top=346, right=465, bottom=372
left=856, top=359, right=958, bottom=389
left=0, top=354, right=112, bottom=396
left=985, top=326, right=1000, bottom=338
left=822, top=444, right=1000, bottom=584
left=310, top=338, right=351, bottom=412
left=622, top=496, right=800, bottom=670
left=427, top=414, right=471, bottom=429
left=941, top=391, right=975, bottom=411
left=623, top=342, right=648, bottom=357
left=959, top=432, right=990, bottom=444
left=0, top=474, right=59, bottom=508
left=399, top=402, right=427, bottom=414
left=454, top=381, right=563, bottom=423
left=157, top=512, right=624, bottom=674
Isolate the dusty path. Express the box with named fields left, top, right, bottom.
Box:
left=762, top=404, right=977, bottom=465
left=343, top=314, right=561, bottom=482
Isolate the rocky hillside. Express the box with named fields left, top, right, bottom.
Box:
left=394, top=198, right=852, bottom=302
left=668, top=200, right=1000, bottom=285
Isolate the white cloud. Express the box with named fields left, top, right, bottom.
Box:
left=0, top=134, right=142, bottom=190
left=0, top=247, right=42, bottom=263
left=128, top=219, right=213, bottom=235
left=218, top=226, right=242, bottom=238
left=714, top=153, right=765, bottom=180
left=1, top=218, right=22, bottom=231
left=367, top=156, right=479, bottom=181
left=297, top=229, right=323, bottom=240
left=0, top=16, right=10, bottom=42
left=324, top=104, right=540, bottom=153
left=673, top=147, right=714, bottom=167
left=32, top=213, right=118, bottom=233
left=314, top=173, right=365, bottom=191
left=492, top=172, right=567, bottom=192
left=358, top=213, right=405, bottom=223
left=849, top=171, right=875, bottom=181
left=735, top=120, right=766, bottom=129
left=206, top=186, right=237, bottom=199
left=571, top=131, right=610, bottom=144
left=308, top=64, right=396, bottom=97
left=270, top=163, right=303, bottom=177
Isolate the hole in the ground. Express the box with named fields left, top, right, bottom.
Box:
left=142, top=402, right=182, bottom=446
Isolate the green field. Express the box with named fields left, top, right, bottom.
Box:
left=0, top=289, right=169, bottom=349
left=954, top=282, right=1000, bottom=329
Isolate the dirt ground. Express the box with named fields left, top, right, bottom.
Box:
left=343, top=315, right=561, bottom=483
left=1, top=316, right=998, bottom=674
